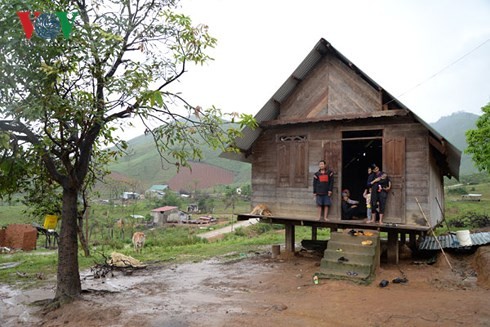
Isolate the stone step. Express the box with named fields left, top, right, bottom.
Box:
left=318, top=230, right=380, bottom=283
left=323, top=250, right=375, bottom=265
left=319, top=266, right=371, bottom=280
left=330, top=230, right=380, bottom=243
left=321, top=254, right=373, bottom=273
left=326, top=240, right=377, bottom=255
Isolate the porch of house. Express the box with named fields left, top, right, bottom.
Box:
left=236, top=214, right=431, bottom=264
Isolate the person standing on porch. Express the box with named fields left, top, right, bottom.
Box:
left=313, top=160, right=334, bottom=221
left=363, top=187, right=373, bottom=223
left=369, top=163, right=391, bottom=224
left=366, top=166, right=377, bottom=222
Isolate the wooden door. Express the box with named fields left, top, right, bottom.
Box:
left=383, top=137, right=405, bottom=223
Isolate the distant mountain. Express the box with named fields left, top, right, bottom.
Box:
left=429, top=111, right=480, bottom=176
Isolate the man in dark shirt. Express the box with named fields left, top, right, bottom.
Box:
left=313, top=160, right=334, bottom=221
left=368, top=163, right=391, bottom=224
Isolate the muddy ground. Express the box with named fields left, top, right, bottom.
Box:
left=1, top=245, right=490, bottom=327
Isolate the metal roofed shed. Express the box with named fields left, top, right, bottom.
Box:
left=461, top=194, right=482, bottom=201
left=418, top=231, right=490, bottom=250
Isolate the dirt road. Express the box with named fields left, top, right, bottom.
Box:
left=1, top=246, right=489, bottom=327
left=198, top=218, right=260, bottom=240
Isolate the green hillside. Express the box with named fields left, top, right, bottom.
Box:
left=107, top=133, right=251, bottom=190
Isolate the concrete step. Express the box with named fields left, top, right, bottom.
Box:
left=318, top=230, right=380, bottom=283
left=326, top=240, right=377, bottom=255
left=323, top=250, right=375, bottom=265
left=320, top=259, right=372, bottom=275
left=319, top=267, right=371, bottom=280
left=330, top=230, right=380, bottom=243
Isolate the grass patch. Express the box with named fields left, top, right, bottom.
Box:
left=444, top=182, right=490, bottom=229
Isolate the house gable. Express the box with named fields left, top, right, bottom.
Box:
left=279, top=54, right=382, bottom=120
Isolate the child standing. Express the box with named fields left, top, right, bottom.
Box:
left=363, top=188, right=372, bottom=223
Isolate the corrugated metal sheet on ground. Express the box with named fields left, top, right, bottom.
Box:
left=418, top=232, right=490, bottom=250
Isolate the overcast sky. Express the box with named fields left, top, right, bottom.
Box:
left=172, top=0, right=490, bottom=122
left=116, top=0, right=490, bottom=141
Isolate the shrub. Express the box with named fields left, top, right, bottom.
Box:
left=448, top=211, right=490, bottom=228
left=447, top=187, right=467, bottom=195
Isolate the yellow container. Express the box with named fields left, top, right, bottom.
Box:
left=43, top=215, right=59, bottom=230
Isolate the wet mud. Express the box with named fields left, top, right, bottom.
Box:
left=1, top=248, right=490, bottom=326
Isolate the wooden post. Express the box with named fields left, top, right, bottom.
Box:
left=312, top=226, right=318, bottom=241
left=285, top=224, right=295, bottom=253
left=387, top=231, right=399, bottom=264
left=272, top=245, right=280, bottom=258
left=409, top=232, right=417, bottom=249
left=400, top=232, right=406, bottom=245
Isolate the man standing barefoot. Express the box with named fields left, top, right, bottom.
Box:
left=313, top=160, right=334, bottom=221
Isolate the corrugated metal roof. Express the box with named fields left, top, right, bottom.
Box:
left=219, top=38, right=461, bottom=179
left=151, top=206, right=178, bottom=212
left=418, top=232, right=490, bottom=250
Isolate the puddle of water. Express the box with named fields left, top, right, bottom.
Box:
left=0, top=283, right=54, bottom=326
left=1, top=254, right=275, bottom=326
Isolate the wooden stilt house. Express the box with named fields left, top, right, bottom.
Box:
left=222, top=38, right=461, bottom=229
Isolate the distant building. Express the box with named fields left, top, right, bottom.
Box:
left=145, top=184, right=168, bottom=199
left=122, top=191, right=139, bottom=200
left=151, top=206, right=182, bottom=226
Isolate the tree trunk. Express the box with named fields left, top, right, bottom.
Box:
left=55, top=188, right=82, bottom=301
left=77, top=208, right=90, bottom=257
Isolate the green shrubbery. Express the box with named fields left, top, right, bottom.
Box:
left=447, top=187, right=468, bottom=195
left=448, top=211, right=490, bottom=228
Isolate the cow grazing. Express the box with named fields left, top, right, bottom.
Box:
left=132, top=232, right=146, bottom=253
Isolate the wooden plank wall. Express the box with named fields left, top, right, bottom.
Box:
left=251, top=118, right=437, bottom=227
left=328, top=56, right=381, bottom=115
left=251, top=125, right=341, bottom=219
left=429, top=155, right=444, bottom=227
left=279, top=56, right=330, bottom=120
left=279, top=54, right=382, bottom=120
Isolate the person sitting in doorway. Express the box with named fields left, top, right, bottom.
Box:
left=341, top=189, right=364, bottom=220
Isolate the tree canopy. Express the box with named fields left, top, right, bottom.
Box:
left=466, top=102, right=490, bottom=173
left=0, top=0, right=255, bottom=306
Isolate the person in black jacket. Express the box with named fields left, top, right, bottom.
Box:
left=368, top=163, right=391, bottom=224
left=313, top=160, right=334, bottom=221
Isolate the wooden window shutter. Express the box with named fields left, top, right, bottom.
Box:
left=292, top=141, right=308, bottom=187
left=276, top=136, right=308, bottom=188
left=277, top=143, right=291, bottom=187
